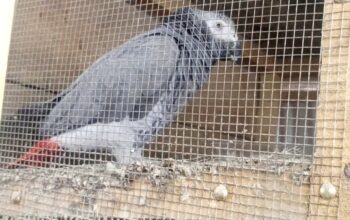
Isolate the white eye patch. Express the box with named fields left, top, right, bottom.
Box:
left=205, top=19, right=238, bottom=42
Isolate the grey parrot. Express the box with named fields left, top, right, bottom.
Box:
left=8, top=7, right=241, bottom=168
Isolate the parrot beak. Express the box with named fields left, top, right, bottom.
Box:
left=229, top=41, right=242, bottom=63
left=6, top=139, right=62, bottom=169
left=219, top=40, right=242, bottom=64
left=230, top=54, right=240, bottom=63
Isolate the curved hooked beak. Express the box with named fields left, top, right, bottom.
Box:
left=230, top=41, right=242, bottom=63
left=219, top=40, right=242, bottom=64
left=229, top=41, right=242, bottom=63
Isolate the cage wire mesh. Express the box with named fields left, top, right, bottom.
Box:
left=0, top=0, right=347, bottom=219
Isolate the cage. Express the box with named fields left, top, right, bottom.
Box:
left=0, top=0, right=349, bottom=219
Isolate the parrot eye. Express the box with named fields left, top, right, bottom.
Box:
left=216, top=22, right=223, bottom=29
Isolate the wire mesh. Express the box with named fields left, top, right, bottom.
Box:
left=0, top=0, right=347, bottom=219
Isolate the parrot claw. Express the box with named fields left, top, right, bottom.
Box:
left=6, top=139, right=61, bottom=169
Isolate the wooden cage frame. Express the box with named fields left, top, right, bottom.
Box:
left=0, top=0, right=349, bottom=219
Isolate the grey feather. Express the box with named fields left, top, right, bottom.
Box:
left=41, top=35, right=179, bottom=137
left=36, top=8, right=241, bottom=160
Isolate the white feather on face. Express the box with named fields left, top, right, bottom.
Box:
left=199, top=11, right=238, bottom=43
left=206, top=19, right=238, bottom=42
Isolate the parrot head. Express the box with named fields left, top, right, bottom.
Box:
left=164, top=7, right=241, bottom=63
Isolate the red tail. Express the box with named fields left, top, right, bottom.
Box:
left=6, top=139, right=62, bottom=169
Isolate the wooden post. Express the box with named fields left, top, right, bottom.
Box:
left=331, top=1, right=350, bottom=219
left=0, top=1, right=16, bottom=120
left=310, top=1, right=350, bottom=219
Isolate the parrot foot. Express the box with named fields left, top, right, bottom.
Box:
left=111, top=144, right=143, bottom=165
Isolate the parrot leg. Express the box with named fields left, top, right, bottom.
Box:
left=110, top=142, right=143, bottom=164
left=6, top=139, right=62, bottom=169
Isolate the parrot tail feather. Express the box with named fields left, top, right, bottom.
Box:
left=6, top=139, right=62, bottom=169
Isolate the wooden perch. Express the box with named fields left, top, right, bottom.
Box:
left=0, top=160, right=310, bottom=218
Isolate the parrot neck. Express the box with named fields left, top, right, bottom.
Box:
left=175, top=33, right=216, bottom=88
left=148, top=28, right=217, bottom=82
left=163, top=18, right=220, bottom=60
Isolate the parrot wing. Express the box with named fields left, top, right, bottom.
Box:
left=40, top=34, right=180, bottom=138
